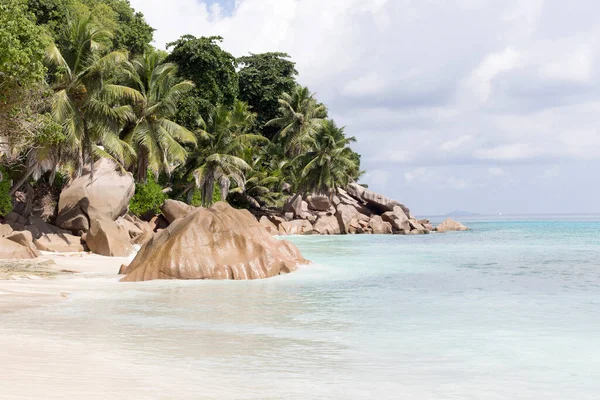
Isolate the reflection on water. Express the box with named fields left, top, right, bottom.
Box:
left=1, top=218, right=600, bottom=399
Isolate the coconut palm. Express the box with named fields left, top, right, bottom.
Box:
left=188, top=101, right=268, bottom=205
left=124, top=51, right=197, bottom=182
left=266, top=85, right=327, bottom=156
left=46, top=12, right=141, bottom=178
left=293, top=119, right=360, bottom=196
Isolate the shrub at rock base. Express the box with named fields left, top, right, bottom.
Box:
left=129, top=176, right=167, bottom=217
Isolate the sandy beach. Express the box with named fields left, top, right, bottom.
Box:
left=0, top=251, right=134, bottom=314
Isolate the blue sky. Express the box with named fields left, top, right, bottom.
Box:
left=130, top=0, right=600, bottom=215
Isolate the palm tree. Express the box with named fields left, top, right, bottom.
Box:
left=188, top=101, right=267, bottom=205
left=293, top=119, right=360, bottom=196
left=46, top=12, right=141, bottom=178
left=124, top=51, right=197, bottom=182
left=266, top=85, right=327, bottom=156
left=229, top=148, right=289, bottom=209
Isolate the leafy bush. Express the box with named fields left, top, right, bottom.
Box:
left=129, top=175, right=167, bottom=217
left=0, top=168, right=13, bottom=216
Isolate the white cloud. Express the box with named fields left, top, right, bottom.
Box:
left=488, top=167, right=505, bottom=176
left=440, top=135, right=473, bottom=152
left=128, top=0, right=600, bottom=213
left=342, top=73, right=386, bottom=97
left=446, top=177, right=469, bottom=190
left=473, top=144, right=537, bottom=161
left=404, top=168, right=432, bottom=183
left=463, top=47, right=522, bottom=103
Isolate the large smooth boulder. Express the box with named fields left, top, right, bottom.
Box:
left=259, top=216, right=279, bottom=235
left=86, top=219, right=134, bottom=257
left=346, top=183, right=411, bottom=216
left=116, top=217, right=143, bottom=239
left=436, top=218, right=469, bottom=233
left=0, top=223, right=13, bottom=237
left=369, top=216, right=393, bottom=234
left=336, top=188, right=373, bottom=216
left=381, top=206, right=410, bottom=233
left=0, top=238, right=38, bottom=259
left=34, top=233, right=85, bottom=253
left=5, top=231, right=42, bottom=257
left=160, top=199, right=197, bottom=224
left=306, top=195, right=332, bottom=212
left=120, top=202, right=308, bottom=282
left=284, top=195, right=304, bottom=217
left=335, top=204, right=368, bottom=234
left=56, top=158, right=135, bottom=233
left=278, top=220, right=314, bottom=235
left=313, top=215, right=341, bottom=235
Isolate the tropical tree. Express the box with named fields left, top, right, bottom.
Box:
left=46, top=11, right=141, bottom=178
left=166, top=35, right=238, bottom=128
left=266, top=85, right=327, bottom=156
left=237, top=52, right=298, bottom=138
left=293, top=119, right=360, bottom=196
left=123, top=50, right=196, bottom=182
left=186, top=101, right=267, bottom=206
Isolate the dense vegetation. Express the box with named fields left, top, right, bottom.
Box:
left=0, top=0, right=362, bottom=217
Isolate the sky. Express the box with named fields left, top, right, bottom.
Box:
left=129, top=0, right=600, bottom=215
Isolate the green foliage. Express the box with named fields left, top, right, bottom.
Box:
left=0, top=168, right=14, bottom=216
left=129, top=174, right=167, bottom=216
left=166, top=36, right=238, bottom=126
left=0, top=3, right=365, bottom=213
left=0, top=0, right=49, bottom=90
left=238, top=52, right=298, bottom=138
left=266, top=85, right=327, bottom=157
left=47, top=11, right=142, bottom=175
left=28, top=0, right=153, bottom=55
left=81, top=0, right=154, bottom=55
left=187, top=100, right=267, bottom=206
left=123, top=50, right=196, bottom=182
left=292, top=119, right=359, bottom=195
left=26, top=0, right=72, bottom=36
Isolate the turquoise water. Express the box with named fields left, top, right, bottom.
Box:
left=1, top=216, right=600, bottom=399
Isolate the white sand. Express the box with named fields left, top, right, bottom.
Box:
left=0, top=251, right=136, bottom=313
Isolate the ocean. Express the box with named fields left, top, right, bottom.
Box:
left=1, top=215, right=599, bottom=399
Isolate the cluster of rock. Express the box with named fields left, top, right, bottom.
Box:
left=256, top=183, right=466, bottom=236
left=1, top=157, right=468, bottom=283
left=0, top=159, right=154, bottom=260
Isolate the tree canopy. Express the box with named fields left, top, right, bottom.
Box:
left=0, top=3, right=364, bottom=216
left=166, top=36, right=239, bottom=126
left=238, top=52, right=298, bottom=138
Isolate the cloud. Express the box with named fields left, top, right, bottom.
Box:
left=129, top=0, right=600, bottom=214
left=488, top=167, right=505, bottom=176
left=440, top=135, right=473, bottom=152
left=404, top=168, right=432, bottom=183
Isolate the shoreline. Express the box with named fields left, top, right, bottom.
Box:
left=0, top=252, right=132, bottom=314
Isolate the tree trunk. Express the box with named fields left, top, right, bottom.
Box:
left=136, top=148, right=148, bottom=183
left=8, top=166, right=34, bottom=196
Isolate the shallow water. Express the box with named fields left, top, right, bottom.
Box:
left=1, top=216, right=600, bottom=399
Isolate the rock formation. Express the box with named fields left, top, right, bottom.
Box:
left=56, top=158, right=135, bottom=233
left=160, top=199, right=197, bottom=224
left=0, top=238, right=39, bottom=259
left=86, top=219, right=134, bottom=257
left=120, top=202, right=308, bottom=282
left=250, top=185, right=468, bottom=236
left=436, top=218, right=469, bottom=232
left=33, top=233, right=85, bottom=253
